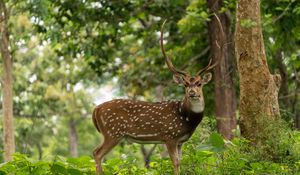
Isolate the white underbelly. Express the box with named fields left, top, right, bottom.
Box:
left=126, top=137, right=163, bottom=144
left=125, top=133, right=163, bottom=144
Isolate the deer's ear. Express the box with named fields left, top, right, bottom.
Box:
left=173, top=74, right=185, bottom=85
left=201, top=73, right=212, bottom=84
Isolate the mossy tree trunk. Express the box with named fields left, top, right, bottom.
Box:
left=234, top=0, right=281, bottom=142
left=0, top=1, right=15, bottom=161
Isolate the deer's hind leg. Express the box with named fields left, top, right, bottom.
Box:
left=93, top=137, right=120, bottom=174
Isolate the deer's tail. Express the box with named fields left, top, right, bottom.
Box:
left=92, top=108, right=101, bottom=133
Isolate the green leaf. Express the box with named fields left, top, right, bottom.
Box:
left=51, top=162, right=67, bottom=174
left=209, top=132, right=225, bottom=152
left=250, top=162, right=264, bottom=170
left=68, top=168, right=83, bottom=175
left=197, top=143, right=213, bottom=151
left=209, top=132, right=224, bottom=147
left=67, top=156, right=93, bottom=167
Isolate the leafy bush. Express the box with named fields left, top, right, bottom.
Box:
left=0, top=154, right=96, bottom=175
left=1, top=120, right=299, bottom=175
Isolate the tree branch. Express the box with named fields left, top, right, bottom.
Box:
left=279, top=92, right=300, bottom=99
left=181, top=46, right=210, bottom=70
left=273, top=0, right=295, bottom=23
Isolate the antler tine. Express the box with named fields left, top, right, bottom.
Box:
left=160, top=19, right=188, bottom=76
left=196, top=58, right=218, bottom=76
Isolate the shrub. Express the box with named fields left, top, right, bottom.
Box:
left=0, top=153, right=96, bottom=175
left=1, top=118, right=299, bottom=175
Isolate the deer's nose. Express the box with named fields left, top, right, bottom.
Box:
left=189, top=90, right=196, bottom=97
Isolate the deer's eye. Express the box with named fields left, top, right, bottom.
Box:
left=182, top=81, right=189, bottom=87
left=194, top=81, right=201, bottom=86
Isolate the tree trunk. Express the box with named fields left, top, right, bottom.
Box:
left=235, top=0, right=281, bottom=141
left=0, top=1, right=15, bottom=161
left=295, top=111, right=300, bottom=129
left=207, top=0, right=237, bottom=140
left=36, top=142, right=43, bottom=160
left=141, top=144, right=157, bottom=168
left=275, top=50, right=290, bottom=107
left=292, top=72, right=300, bottom=129
left=69, top=118, right=78, bottom=157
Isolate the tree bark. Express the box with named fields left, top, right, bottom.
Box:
left=0, top=1, right=15, bottom=161
left=207, top=0, right=237, bottom=140
left=69, top=118, right=78, bottom=157
left=235, top=0, right=281, bottom=141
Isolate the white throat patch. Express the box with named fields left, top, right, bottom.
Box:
left=189, top=100, right=204, bottom=113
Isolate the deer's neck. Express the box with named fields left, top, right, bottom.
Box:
left=182, top=97, right=205, bottom=114
left=179, top=97, right=204, bottom=125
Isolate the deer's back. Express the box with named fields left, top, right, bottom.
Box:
left=92, top=99, right=199, bottom=143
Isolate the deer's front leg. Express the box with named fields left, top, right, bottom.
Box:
left=165, top=141, right=180, bottom=175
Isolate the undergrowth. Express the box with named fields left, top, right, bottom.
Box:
left=1, top=118, right=300, bottom=175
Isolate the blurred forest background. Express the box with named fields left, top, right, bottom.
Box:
left=0, top=0, right=300, bottom=174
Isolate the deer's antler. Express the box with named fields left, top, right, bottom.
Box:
left=196, top=58, right=219, bottom=76
left=160, top=20, right=188, bottom=77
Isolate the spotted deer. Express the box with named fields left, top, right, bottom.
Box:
left=92, top=20, right=217, bottom=175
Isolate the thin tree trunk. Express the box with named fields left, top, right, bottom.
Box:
left=235, top=0, right=281, bottom=142
left=141, top=144, right=157, bottom=168
left=275, top=50, right=290, bottom=107
left=295, top=111, right=300, bottom=129
left=292, top=72, right=300, bottom=129
left=275, top=50, right=300, bottom=129
left=69, top=118, right=78, bottom=157
left=36, top=142, right=43, bottom=160
left=207, top=0, right=237, bottom=140
left=0, top=1, right=15, bottom=161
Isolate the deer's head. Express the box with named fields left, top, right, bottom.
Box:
left=160, top=20, right=217, bottom=113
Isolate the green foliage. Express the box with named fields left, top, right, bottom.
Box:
left=0, top=10, right=99, bottom=161
left=195, top=132, right=226, bottom=153
left=252, top=117, right=300, bottom=163
left=261, top=0, right=300, bottom=125
left=1, top=0, right=300, bottom=173
left=0, top=153, right=96, bottom=175
left=1, top=123, right=299, bottom=175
